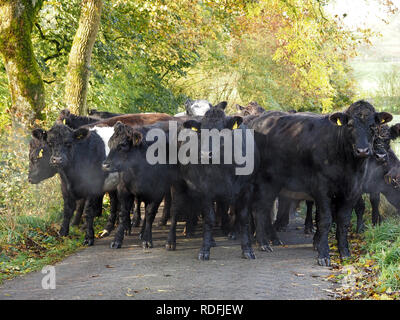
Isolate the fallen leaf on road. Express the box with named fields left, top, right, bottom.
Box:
left=294, top=273, right=305, bottom=277
left=105, top=265, right=114, bottom=268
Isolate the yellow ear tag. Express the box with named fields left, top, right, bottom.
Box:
left=63, top=119, right=66, bottom=125
left=337, top=118, right=342, bottom=126
left=191, top=127, right=198, bottom=132
left=232, top=122, right=239, bottom=130
left=381, top=119, right=385, bottom=124
left=38, top=149, right=43, bottom=158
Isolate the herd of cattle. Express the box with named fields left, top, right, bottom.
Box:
left=28, top=99, right=400, bottom=266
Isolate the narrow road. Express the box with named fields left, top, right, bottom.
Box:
left=0, top=215, right=336, bottom=300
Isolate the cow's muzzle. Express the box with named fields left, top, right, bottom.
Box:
left=50, top=156, right=63, bottom=166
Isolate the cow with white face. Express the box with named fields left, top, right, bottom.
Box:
left=174, top=99, right=213, bottom=117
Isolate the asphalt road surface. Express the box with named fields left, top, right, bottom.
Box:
left=0, top=214, right=335, bottom=300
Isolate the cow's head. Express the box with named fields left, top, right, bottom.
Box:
left=102, top=122, right=143, bottom=172
left=182, top=107, right=243, bottom=163
left=184, top=99, right=227, bottom=116
left=390, top=123, right=400, bottom=141
left=28, top=129, right=57, bottom=184
left=371, top=125, right=392, bottom=163
left=235, top=101, right=265, bottom=116
left=329, top=100, right=392, bottom=158
left=46, top=124, right=90, bottom=168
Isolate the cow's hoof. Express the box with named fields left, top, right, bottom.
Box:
left=165, top=242, right=176, bottom=251
left=59, top=229, right=69, bottom=237
left=260, top=244, right=273, bottom=252
left=110, top=241, right=122, bottom=249
left=317, top=257, right=331, bottom=267
left=198, top=250, right=210, bottom=261
left=356, top=225, right=365, bottom=234
left=98, top=229, right=110, bottom=238
left=272, top=239, right=284, bottom=246
left=304, top=227, right=315, bottom=235
left=242, top=249, right=256, bottom=260
left=83, top=238, right=94, bottom=246
left=142, top=241, right=153, bottom=249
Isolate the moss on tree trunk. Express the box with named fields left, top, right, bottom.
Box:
left=64, top=0, right=102, bottom=116
left=0, top=0, right=45, bottom=124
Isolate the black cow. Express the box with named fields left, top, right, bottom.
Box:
left=102, top=121, right=180, bottom=249
left=43, top=124, right=121, bottom=245
left=168, top=105, right=260, bottom=260
left=29, top=129, right=88, bottom=227
left=57, top=109, right=101, bottom=129
left=273, top=123, right=400, bottom=234
left=88, top=109, right=122, bottom=119
left=246, top=100, right=392, bottom=266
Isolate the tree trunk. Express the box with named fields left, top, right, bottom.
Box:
left=0, top=0, right=45, bottom=124
left=64, top=0, right=102, bottom=115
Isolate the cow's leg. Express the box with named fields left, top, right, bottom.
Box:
left=370, top=193, right=381, bottom=226
left=142, top=200, right=162, bottom=249
left=304, top=200, right=314, bottom=234
left=274, top=196, right=291, bottom=232
left=83, top=196, right=102, bottom=246
left=59, top=194, right=77, bottom=237
left=314, top=197, right=333, bottom=266
left=183, top=212, right=197, bottom=238
left=131, top=198, right=142, bottom=228
left=252, top=182, right=278, bottom=251
left=111, top=187, right=134, bottom=249
left=166, top=186, right=185, bottom=250
left=199, top=203, right=215, bottom=261
left=71, top=198, right=85, bottom=226
left=354, top=196, right=365, bottom=233
left=335, top=204, right=353, bottom=260
left=158, top=191, right=171, bottom=226
left=236, top=191, right=256, bottom=259
left=99, top=191, right=119, bottom=238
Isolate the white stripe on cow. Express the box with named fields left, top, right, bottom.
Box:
left=90, top=126, right=115, bottom=156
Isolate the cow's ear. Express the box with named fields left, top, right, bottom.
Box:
left=390, top=123, right=400, bottom=140
left=329, top=112, right=349, bottom=127
left=375, top=112, right=393, bottom=125
left=131, top=131, right=143, bottom=146
left=32, top=128, right=47, bottom=141
left=235, top=104, right=244, bottom=111
left=226, top=116, right=243, bottom=130
left=214, top=101, right=228, bottom=110
left=183, top=120, right=201, bottom=132
left=88, top=109, right=97, bottom=116
left=73, top=127, right=90, bottom=140
left=184, top=98, right=193, bottom=108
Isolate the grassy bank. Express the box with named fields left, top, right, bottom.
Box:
left=0, top=124, right=85, bottom=284
left=331, top=198, right=400, bottom=300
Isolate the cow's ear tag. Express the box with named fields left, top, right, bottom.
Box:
left=232, top=121, right=239, bottom=130
left=381, top=119, right=386, bottom=124
left=191, top=127, right=198, bottom=132
left=63, top=119, right=66, bottom=125
left=337, top=118, right=342, bottom=126
left=38, top=149, right=43, bottom=158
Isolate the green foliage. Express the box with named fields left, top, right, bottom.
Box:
left=363, top=217, right=400, bottom=290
